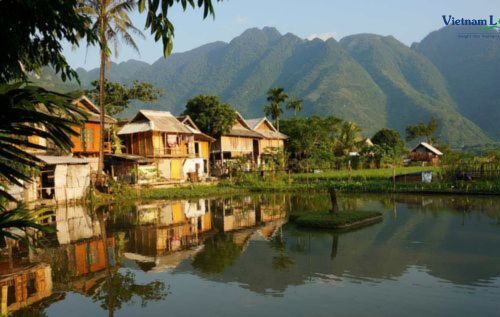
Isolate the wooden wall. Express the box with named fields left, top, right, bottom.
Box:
left=71, top=122, right=101, bottom=154
left=220, top=136, right=254, bottom=154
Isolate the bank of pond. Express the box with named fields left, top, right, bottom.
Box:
left=1, top=192, right=500, bottom=316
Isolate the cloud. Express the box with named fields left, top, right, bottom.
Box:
left=234, top=16, right=249, bottom=25
left=306, top=32, right=338, bottom=41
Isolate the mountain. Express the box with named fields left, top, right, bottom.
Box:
left=413, top=26, right=500, bottom=140
left=340, top=33, right=490, bottom=147
left=40, top=26, right=500, bottom=147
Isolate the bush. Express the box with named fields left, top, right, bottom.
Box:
left=291, top=210, right=383, bottom=229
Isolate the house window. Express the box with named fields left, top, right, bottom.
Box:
left=195, top=142, right=200, bottom=156
left=27, top=275, right=37, bottom=297
left=81, top=127, right=94, bottom=151
left=7, top=284, right=16, bottom=305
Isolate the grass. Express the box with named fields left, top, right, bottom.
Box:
left=290, top=211, right=383, bottom=230
left=90, top=166, right=500, bottom=206
left=293, top=166, right=439, bottom=181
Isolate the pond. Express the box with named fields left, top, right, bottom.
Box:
left=1, top=193, right=500, bottom=316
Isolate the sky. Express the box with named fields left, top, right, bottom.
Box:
left=64, top=0, right=500, bottom=70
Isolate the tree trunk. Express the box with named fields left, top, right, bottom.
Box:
left=97, top=3, right=106, bottom=176
left=329, top=187, right=339, bottom=214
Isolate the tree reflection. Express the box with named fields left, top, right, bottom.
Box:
left=269, top=230, right=294, bottom=271
left=92, top=270, right=168, bottom=314
left=192, top=234, right=241, bottom=274
left=94, top=205, right=168, bottom=316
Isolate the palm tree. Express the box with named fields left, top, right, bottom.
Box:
left=336, top=121, right=363, bottom=156
left=264, top=87, right=288, bottom=131
left=286, top=97, right=303, bottom=117
left=79, top=0, right=144, bottom=176
left=0, top=85, right=82, bottom=245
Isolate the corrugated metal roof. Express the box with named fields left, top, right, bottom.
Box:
left=117, top=110, right=191, bottom=135
left=117, top=122, right=152, bottom=135
left=412, top=142, right=443, bottom=156
left=37, top=155, right=90, bottom=165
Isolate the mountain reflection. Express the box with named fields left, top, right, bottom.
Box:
left=1, top=193, right=499, bottom=315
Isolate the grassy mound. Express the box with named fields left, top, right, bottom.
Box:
left=291, top=211, right=383, bottom=230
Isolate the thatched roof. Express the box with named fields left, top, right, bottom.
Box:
left=245, top=117, right=288, bottom=140
left=118, top=110, right=192, bottom=135
left=225, top=113, right=263, bottom=138
left=177, top=115, right=216, bottom=142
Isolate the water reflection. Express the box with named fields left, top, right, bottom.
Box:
left=1, top=193, right=499, bottom=316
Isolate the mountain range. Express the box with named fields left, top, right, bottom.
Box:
left=36, top=26, right=500, bottom=148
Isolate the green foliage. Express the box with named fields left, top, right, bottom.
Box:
left=281, top=116, right=342, bottom=170
left=372, top=128, right=404, bottom=149
left=291, top=211, right=382, bottom=229
left=335, top=121, right=363, bottom=156
left=0, top=83, right=85, bottom=197
left=0, top=204, right=55, bottom=246
left=264, top=87, right=289, bottom=130
left=183, top=95, right=237, bottom=137
left=405, top=117, right=439, bottom=144
left=86, top=80, right=162, bottom=116
left=286, top=97, right=303, bottom=116
left=92, top=270, right=168, bottom=311
left=192, top=234, right=241, bottom=273
left=0, top=0, right=95, bottom=83
left=138, top=0, right=219, bottom=56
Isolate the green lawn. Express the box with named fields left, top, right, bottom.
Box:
left=293, top=166, right=439, bottom=180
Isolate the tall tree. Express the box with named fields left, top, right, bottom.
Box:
left=183, top=95, right=237, bottom=138
left=286, top=97, right=303, bottom=117
left=0, top=0, right=220, bottom=239
left=405, top=117, right=439, bottom=144
left=86, top=80, right=163, bottom=116
left=264, top=87, right=289, bottom=131
left=372, top=128, right=404, bottom=150
left=335, top=121, right=363, bottom=156
left=79, top=0, right=145, bottom=176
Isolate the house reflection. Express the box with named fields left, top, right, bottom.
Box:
left=0, top=263, right=53, bottom=315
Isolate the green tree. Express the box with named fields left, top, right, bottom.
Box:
left=80, top=0, right=145, bottom=175
left=405, top=117, right=439, bottom=144
left=264, top=87, right=289, bottom=131
left=86, top=80, right=162, bottom=116
left=0, top=0, right=220, bottom=239
left=372, top=128, right=404, bottom=150
left=286, top=97, right=303, bottom=117
left=335, top=121, right=363, bottom=156
left=281, top=116, right=342, bottom=170
left=183, top=95, right=237, bottom=138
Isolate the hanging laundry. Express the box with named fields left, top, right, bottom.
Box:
left=167, top=134, right=177, bottom=146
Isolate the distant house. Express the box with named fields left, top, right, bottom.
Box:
left=211, top=113, right=263, bottom=173
left=245, top=117, right=287, bottom=166
left=177, top=115, right=216, bottom=178
left=410, top=142, right=443, bottom=165
left=117, top=110, right=196, bottom=181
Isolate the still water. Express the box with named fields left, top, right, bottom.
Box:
left=1, top=193, right=500, bottom=316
